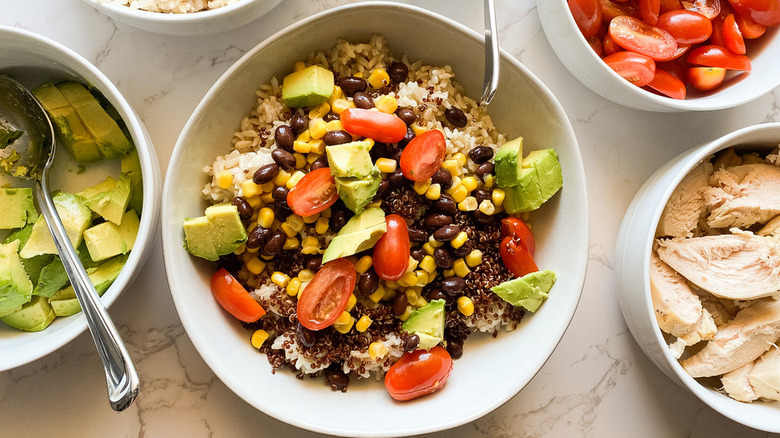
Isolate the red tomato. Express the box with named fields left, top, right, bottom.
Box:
left=297, top=258, right=357, bottom=331
left=340, top=108, right=407, bottom=143
left=399, top=130, right=447, bottom=182
left=588, top=36, right=605, bottom=56
left=687, top=44, right=752, bottom=70
left=604, top=51, right=657, bottom=86
left=384, top=347, right=453, bottom=401
left=569, top=0, right=603, bottom=37
left=647, top=68, right=688, bottom=98
left=735, top=12, right=767, bottom=37
left=603, top=32, right=624, bottom=55
left=500, top=236, right=539, bottom=278
left=640, top=0, right=662, bottom=24
left=211, top=269, right=266, bottom=323
left=286, top=167, right=339, bottom=217
left=688, top=66, right=727, bottom=89
left=609, top=16, right=678, bottom=60
left=683, top=0, right=722, bottom=19
left=656, top=10, right=713, bottom=43
left=727, top=0, right=780, bottom=26
left=601, top=0, right=640, bottom=20
left=500, top=217, right=536, bottom=256
left=373, top=214, right=410, bottom=281
left=658, top=58, right=689, bottom=83
left=710, top=15, right=727, bottom=45
left=660, top=0, right=684, bottom=13
left=723, top=13, right=747, bottom=53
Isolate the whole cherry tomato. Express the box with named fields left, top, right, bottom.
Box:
left=384, top=346, right=453, bottom=401
left=656, top=10, right=713, bottom=44
left=684, top=0, right=722, bottom=19
left=373, top=214, right=411, bottom=281
left=609, top=16, right=679, bottom=60
left=340, top=108, right=407, bottom=143
left=735, top=12, right=767, bottom=37
left=500, top=236, right=539, bottom=278
left=647, top=68, right=687, bottom=99
left=286, top=167, right=339, bottom=217
left=500, top=217, right=536, bottom=256
left=297, top=258, right=357, bottom=331
left=211, top=269, right=266, bottom=323
left=727, top=0, right=780, bottom=26
left=687, top=44, right=752, bottom=70
left=723, top=13, right=747, bottom=53
left=399, top=130, right=447, bottom=182
left=688, top=66, right=727, bottom=90
left=569, top=0, right=603, bottom=37
left=604, top=51, right=657, bottom=86
left=640, top=0, right=661, bottom=24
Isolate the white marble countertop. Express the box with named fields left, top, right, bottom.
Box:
left=2, top=0, right=779, bottom=437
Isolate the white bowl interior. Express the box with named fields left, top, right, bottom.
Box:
left=0, top=26, right=161, bottom=371
left=162, top=3, right=589, bottom=436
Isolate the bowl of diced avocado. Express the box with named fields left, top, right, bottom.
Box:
left=0, top=26, right=161, bottom=371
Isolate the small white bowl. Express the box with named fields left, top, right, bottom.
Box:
left=82, top=0, right=282, bottom=36
left=162, top=2, right=589, bottom=436
left=0, top=26, right=161, bottom=371
left=616, top=123, right=780, bottom=432
left=537, top=0, right=780, bottom=112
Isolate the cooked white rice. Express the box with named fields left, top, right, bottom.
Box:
left=110, top=0, right=239, bottom=13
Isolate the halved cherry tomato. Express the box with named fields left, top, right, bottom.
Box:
left=647, top=68, right=687, bottom=98
left=286, top=167, right=339, bottom=217
left=688, top=66, right=727, bottom=90
left=399, top=130, right=447, bottom=181
left=666, top=43, right=692, bottom=60
left=660, top=0, right=684, bottom=13
left=657, top=10, right=713, bottom=43
left=601, top=0, right=640, bottom=21
left=603, top=32, right=624, bottom=55
left=500, top=236, right=539, bottom=278
left=609, top=16, right=678, bottom=60
left=735, top=12, right=767, bottom=37
left=373, top=214, right=410, bottom=281
left=687, top=44, right=752, bottom=70
left=384, top=346, right=453, bottom=401
left=500, top=217, right=536, bottom=256
left=569, top=0, right=603, bottom=37
left=727, top=0, right=780, bottom=26
left=211, top=269, right=266, bottom=323
left=297, top=258, right=357, bottom=331
left=640, top=0, right=662, bottom=24
left=683, top=0, right=722, bottom=19
left=604, top=51, right=657, bottom=86
left=588, top=36, right=604, bottom=56
left=710, top=15, right=727, bottom=45
left=723, top=13, right=747, bottom=53
left=340, top=108, right=407, bottom=143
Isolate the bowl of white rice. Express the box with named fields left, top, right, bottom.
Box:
left=161, top=2, right=589, bottom=436
left=82, top=0, right=282, bottom=36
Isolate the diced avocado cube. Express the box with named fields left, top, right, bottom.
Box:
left=183, top=204, right=247, bottom=261
left=50, top=298, right=81, bottom=317
left=182, top=216, right=218, bottom=262
left=339, top=207, right=386, bottom=235
left=77, top=175, right=132, bottom=225
left=0, top=187, right=38, bottom=230
left=495, top=137, right=524, bottom=187
left=20, top=192, right=92, bottom=259
left=335, top=173, right=381, bottom=215
left=83, top=210, right=138, bottom=262
left=322, top=208, right=386, bottom=263
left=33, top=258, right=69, bottom=298
left=0, top=240, right=33, bottom=318
left=503, top=168, right=543, bottom=214
left=3, top=224, right=53, bottom=286
left=491, top=269, right=557, bottom=312
left=33, top=82, right=102, bottom=163
left=1, top=295, right=55, bottom=331
left=326, top=141, right=375, bottom=178
left=48, top=256, right=126, bottom=303
left=282, top=65, right=335, bottom=108
left=523, top=149, right=562, bottom=201
left=121, top=148, right=144, bottom=213
left=401, top=299, right=446, bottom=350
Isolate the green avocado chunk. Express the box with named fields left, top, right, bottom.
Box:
left=491, top=269, right=557, bottom=313
left=326, top=141, right=375, bottom=178
left=183, top=204, right=247, bottom=261
left=1, top=295, right=55, bottom=332
left=121, top=148, right=144, bottom=213
left=402, top=299, right=446, bottom=350
left=0, top=187, right=38, bottom=230
left=502, top=149, right=563, bottom=214
left=20, top=192, right=92, bottom=259
left=48, top=256, right=126, bottom=303
left=83, top=210, right=139, bottom=262
left=321, top=208, right=386, bottom=263
left=523, top=149, right=563, bottom=201
left=0, top=240, right=33, bottom=318
left=282, top=65, right=335, bottom=108
left=503, top=167, right=542, bottom=214
left=335, top=175, right=381, bottom=215
left=3, top=224, right=53, bottom=287
left=77, top=175, right=132, bottom=225
left=494, top=137, right=524, bottom=188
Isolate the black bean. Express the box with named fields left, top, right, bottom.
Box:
left=395, top=108, right=416, bottom=125
left=473, top=189, right=491, bottom=204
left=393, top=292, right=408, bottom=316
left=398, top=127, right=415, bottom=146
left=296, top=322, right=316, bottom=348
left=274, top=125, right=295, bottom=151
left=246, top=225, right=271, bottom=249
left=274, top=204, right=291, bottom=221
left=468, top=146, right=493, bottom=164
left=388, top=167, right=407, bottom=185
left=322, top=130, right=353, bottom=146
left=433, top=247, right=453, bottom=269
left=231, top=197, right=252, bottom=220
left=324, top=365, right=349, bottom=392
left=428, top=288, right=449, bottom=304
left=323, top=112, right=340, bottom=122
left=472, top=210, right=493, bottom=225
left=476, top=162, right=494, bottom=179
left=407, top=227, right=429, bottom=242
left=374, top=179, right=390, bottom=199
left=358, top=268, right=379, bottom=295
left=447, top=340, right=464, bottom=359
left=338, top=76, right=367, bottom=95
left=388, top=61, right=409, bottom=83
left=434, top=194, right=457, bottom=214
left=441, top=276, right=466, bottom=294
left=306, top=257, right=322, bottom=272
left=261, top=230, right=286, bottom=257
left=431, top=168, right=453, bottom=189
left=352, top=92, right=374, bottom=109
left=403, top=333, right=420, bottom=352
left=271, top=149, right=296, bottom=171
left=433, top=225, right=460, bottom=242
left=272, top=186, right=289, bottom=203
left=444, top=107, right=468, bottom=128
left=410, top=248, right=424, bottom=261
left=290, top=114, right=309, bottom=135
left=330, top=208, right=349, bottom=231
left=452, top=243, right=472, bottom=258
left=252, top=163, right=279, bottom=184
left=424, top=213, right=452, bottom=229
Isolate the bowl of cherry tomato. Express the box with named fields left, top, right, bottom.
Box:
left=538, top=0, right=780, bottom=111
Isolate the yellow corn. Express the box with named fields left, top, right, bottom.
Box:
left=293, top=140, right=311, bottom=154
left=411, top=123, right=428, bottom=136
left=399, top=305, right=415, bottom=322
left=216, top=171, right=233, bottom=189
left=356, top=315, right=373, bottom=333
left=233, top=243, right=246, bottom=255
left=465, top=250, right=483, bottom=268
left=453, top=152, right=468, bottom=167
left=428, top=235, right=443, bottom=248
left=246, top=257, right=266, bottom=275
left=273, top=169, right=291, bottom=186
left=297, top=130, right=311, bottom=143
left=272, top=219, right=282, bottom=230
left=369, top=285, right=386, bottom=303
left=326, top=119, right=343, bottom=131
left=271, top=271, right=290, bottom=288
left=451, top=231, right=469, bottom=249
left=453, top=258, right=470, bottom=277
left=423, top=242, right=435, bottom=256
left=258, top=208, right=274, bottom=228
left=328, top=85, right=343, bottom=106
left=285, top=170, right=304, bottom=189
left=241, top=180, right=262, bottom=198
left=251, top=329, right=270, bottom=349
left=310, top=139, right=327, bottom=155
left=382, top=287, right=397, bottom=301
left=293, top=152, right=307, bottom=169
left=280, top=223, right=296, bottom=237
left=478, top=200, right=496, bottom=215
left=293, top=61, right=306, bottom=72
left=419, top=255, right=436, bottom=273
left=301, top=236, right=319, bottom=254
left=298, top=269, right=315, bottom=282
left=307, top=152, right=322, bottom=164
left=287, top=214, right=304, bottom=232
left=260, top=192, right=274, bottom=204
left=457, top=296, right=475, bottom=316
left=399, top=271, right=418, bottom=287
left=374, top=95, right=398, bottom=114
left=354, top=72, right=363, bottom=78
left=246, top=195, right=262, bottom=209
left=368, top=341, right=388, bottom=360
left=309, top=102, right=330, bottom=119
left=425, top=183, right=441, bottom=200
left=407, top=256, right=419, bottom=272
left=283, top=237, right=299, bottom=250
left=443, top=269, right=455, bottom=277
left=331, top=98, right=355, bottom=114
left=416, top=270, right=429, bottom=286
left=376, top=158, right=397, bottom=173
left=405, top=288, right=421, bottom=305
left=303, top=212, right=320, bottom=224
left=450, top=184, right=468, bottom=203
left=367, top=68, right=390, bottom=89
left=461, top=176, right=479, bottom=192
left=491, top=188, right=505, bottom=207
left=308, top=117, right=327, bottom=139
left=484, top=174, right=495, bottom=189
left=355, top=256, right=373, bottom=274
left=334, top=312, right=355, bottom=334
left=314, top=217, right=329, bottom=235
left=243, top=246, right=257, bottom=263
left=413, top=179, right=431, bottom=195
left=260, top=181, right=275, bottom=193
left=297, top=281, right=309, bottom=300
left=458, top=196, right=478, bottom=212
left=364, top=138, right=375, bottom=150
left=385, top=280, right=400, bottom=290
left=442, top=159, right=461, bottom=177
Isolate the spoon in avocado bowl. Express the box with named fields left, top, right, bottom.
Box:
left=0, top=75, right=139, bottom=412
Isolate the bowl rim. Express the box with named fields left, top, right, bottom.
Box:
left=0, top=25, right=162, bottom=371
left=83, top=0, right=267, bottom=22
left=639, top=122, right=780, bottom=431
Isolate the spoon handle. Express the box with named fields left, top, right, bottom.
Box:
left=481, top=0, right=500, bottom=106
left=35, top=178, right=140, bottom=412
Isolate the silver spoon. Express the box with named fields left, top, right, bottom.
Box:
left=0, top=75, right=139, bottom=412
left=480, top=0, right=499, bottom=106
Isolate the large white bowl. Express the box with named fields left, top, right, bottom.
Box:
left=537, top=0, right=780, bottom=112
left=82, top=0, right=282, bottom=36
left=0, top=26, right=161, bottom=371
left=616, top=122, right=780, bottom=432
left=161, top=3, right=589, bottom=436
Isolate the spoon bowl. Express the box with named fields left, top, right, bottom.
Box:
left=0, top=75, right=50, bottom=179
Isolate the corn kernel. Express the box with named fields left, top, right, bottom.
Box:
left=293, top=61, right=306, bottom=71
left=260, top=181, right=275, bottom=193
left=301, top=246, right=319, bottom=255
left=310, top=139, right=327, bottom=155
left=287, top=214, right=304, bottom=231
left=272, top=219, right=282, bottom=230
left=286, top=277, right=302, bottom=296
left=443, top=269, right=455, bottom=277
left=407, top=256, right=419, bottom=272
left=368, top=341, right=388, bottom=360
left=465, top=250, right=483, bottom=267
left=442, top=160, right=461, bottom=177
left=457, top=296, right=475, bottom=316
left=233, top=243, right=245, bottom=255
left=416, top=270, right=429, bottom=286
left=458, top=196, right=478, bottom=212
left=406, top=288, right=422, bottom=305
left=251, top=329, right=269, bottom=349
left=450, top=185, right=468, bottom=203
left=258, top=208, right=275, bottom=228
left=293, top=152, right=307, bottom=169
left=293, top=140, right=311, bottom=154
left=296, top=130, right=311, bottom=142
left=356, top=315, right=373, bottom=333
left=376, top=158, right=397, bottom=173
left=241, top=179, right=262, bottom=198
left=326, top=119, right=343, bottom=131
left=484, top=173, right=495, bottom=189
left=303, top=212, right=320, bottom=224
left=216, top=171, right=233, bottom=189
left=453, top=152, right=468, bottom=167
left=307, top=152, right=322, bottom=164
left=260, top=192, right=274, bottom=204
left=491, top=188, right=505, bottom=207
left=308, top=117, right=327, bottom=139
left=451, top=231, right=469, bottom=249
left=246, top=245, right=259, bottom=254
left=298, top=269, right=315, bottom=282
left=385, top=280, right=400, bottom=290
left=334, top=312, right=355, bottom=334
left=367, top=68, right=390, bottom=89
left=369, top=286, right=385, bottom=303
left=399, top=305, right=415, bottom=322
left=479, top=200, right=496, bottom=215
left=246, top=195, right=262, bottom=209
left=302, top=236, right=319, bottom=248
left=246, top=257, right=266, bottom=275
left=281, top=223, right=296, bottom=237
left=461, top=176, right=479, bottom=192
left=273, top=169, right=291, bottom=186
left=423, top=242, right=435, bottom=256
left=382, top=287, right=397, bottom=301
left=425, top=183, right=441, bottom=200
left=364, top=138, right=375, bottom=150
left=374, top=95, right=398, bottom=114
left=355, top=256, right=373, bottom=274
left=411, top=123, right=428, bottom=136
left=453, top=258, right=471, bottom=277
left=354, top=72, right=363, bottom=78
left=331, top=98, right=354, bottom=114
left=413, top=179, right=431, bottom=195
left=283, top=237, right=299, bottom=250
left=297, top=281, right=309, bottom=300
left=309, top=102, right=330, bottom=119
left=427, top=235, right=443, bottom=248
left=271, top=271, right=290, bottom=287
left=285, top=170, right=305, bottom=189
left=314, top=217, right=329, bottom=234
left=419, top=255, right=436, bottom=273
left=328, top=85, right=343, bottom=106
left=399, top=271, right=418, bottom=287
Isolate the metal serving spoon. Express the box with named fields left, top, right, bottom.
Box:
left=0, top=75, right=139, bottom=412
left=480, top=0, right=500, bottom=106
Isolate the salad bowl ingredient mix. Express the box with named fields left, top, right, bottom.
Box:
left=183, top=36, right=563, bottom=400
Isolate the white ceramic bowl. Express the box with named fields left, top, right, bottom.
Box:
left=82, top=0, right=282, bottom=36
left=537, top=0, right=780, bottom=112
left=162, top=2, right=589, bottom=436
left=0, top=26, right=161, bottom=371
left=616, top=122, right=780, bottom=432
